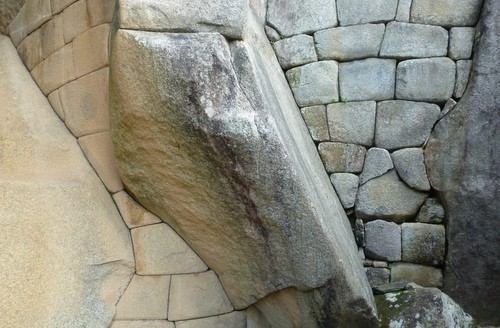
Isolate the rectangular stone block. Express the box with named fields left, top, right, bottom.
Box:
left=87, top=0, right=116, bottom=26
left=395, top=0, right=412, bottom=22
left=454, top=60, right=472, bottom=98
left=380, top=22, right=448, bottom=59
left=273, top=34, right=317, bottom=70
left=365, top=268, right=390, bottom=287
left=73, top=24, right=110, bottom=77
left=62, top=0, right=90, bottom=43
left=449, top=27, right=475, bottom=60
left=402, top=223, right=445, bottom=266
left=391, top=262, right=443, bottom=288
left=337, top=0, right=398, bottom=26
left=318, top=142, right=366, bottom=173
left=300, top=105, right=330, bottom=142
left=26, top=0, right=52, bottom=35
left=410, top=0, right=483, bottom=26
left=327, top=101, right=376, bottom=146
left=17, top=28, right=43, bottom=71
left=40, top=14, right=65, bottom=60
left=364, top=220, right=401, bottom=261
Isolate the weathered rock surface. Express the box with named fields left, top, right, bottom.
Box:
left=391, top=148, right=430, bottom=191
left=327, top=101, right=376, bottom=146
left=364, top=220, right=401, bottom=261
left=454, top=60, right=472, bottom=98
left=365, top=268, right=390, bottom=287
left=416, top=198, right=445, bottom=223
left=402, top=223, right=445, bottom=265
left=330, top=173, right=359, bottom=209
left=449, top=27, right=476, bottom=60
left=0, top=35, right=134, bottom=327
left=410, top=0, right=483, bottom=27
left=425, top=1, right=500, bottom=323
left=318, top=142, right=366, bottom=173
left=337, top=0, right=398, bottom=26
left=300, top=105, right=329, bottom=142
left=390, top=263, right=443, bottom=287
left=273, top=34, right=317, bottom=69
left=359, top=147, right=394, bottom=185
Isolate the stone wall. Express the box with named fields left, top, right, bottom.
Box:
left=265, top=0, right=482, bottom=289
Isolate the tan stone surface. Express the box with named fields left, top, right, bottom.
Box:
left=16, top=27, right=42, bottom=70
left=31, top=42, right=76, bottom=95
left=0, top=0, right=24, bottom=36
left=132, top=223, right=208, bottom=275
left=73, top=23, right=109, bottom=77
left=51, top=0, right=78, bottom=14
left=0, top=35, right=134, bottom=327
left=246, top=306, right=272, bottom=328
left=8, top=4, right=27, bottom=46
left=176, top=311, right=246, bottom=328
left=62, top=0, right=90, bottom=43
left=88, top=0, right=116, bottom=26
left=40, top=14, right=64, bottom=59
left=168, top=271, right=233, bottom=321
left=25, top=0, right=51, bottom=35
left=110, top=321, right=174, bottom=328
left=59, top=67, right=109, bottom=136
left=78, top=131, right=124, bottom=193
left=113, top=191, right=162, bottom=228
left=115, top=275, right=170, bottom=320
left=47, top=89, right=64, bottom=120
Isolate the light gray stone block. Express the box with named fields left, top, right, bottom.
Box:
left=395, top=0, right=412, bottom=22
left=301, top=105, right=330, bottom=142
left=327, top=101, right=376, bottom=146
left=314, top=24, right=385, bottom=61
left=439, top=98, right=457, bottom=120
left=287, top=61, right=339, bottom=106
left=396, top=58, right=456, bottom=102
left=390, top=263, right=443, bottom=287
left=339, top=59, right=396, bottom=101
left=364, top=220, right=401, bottom=261
left=375, top=100, right=440, bottom=150
left=410, top=0, right=483, bottom=27
left=267, top=0, right=337, bottom=37
left=449, top=27, right=476, bottom=60
left=402, top=223, right=445, bottom=265
left=359, top=148, right=394, bottom=185
left=391, top=148, right=430, bottom=191
left=416, top=198, right=445, bottom=224
left=380, top=22, right=448, bottom=59
left=273, top=34, right=317, bottom=69
left=337, top=0, right=398, bottom=26
left=318, top=142, right=366, bottom=173
left=365, top=268, right=391, bottom=287
left=454, top=60, right=472, bottom=98
left=330, top=173, right=359, bottom=208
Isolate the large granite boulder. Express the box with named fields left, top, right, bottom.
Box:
left=425, top=0, right=500, bottom=324
left=109, top=4, right=377, bottom=326
left=0, top=35, right=135, bottom=327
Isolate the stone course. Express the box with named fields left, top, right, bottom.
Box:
left=337, top=0, right=398, bottom=26
left=273, top=34, right=317, bottom=69
left=327, top=101, right=376, bottom=146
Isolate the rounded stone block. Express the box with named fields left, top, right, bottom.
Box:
left=359, top=147, right=393, bottom=185
left=410, top=0, right=483, bottom=27
left=391, top=148, right=430, bottom=191
left=449, top=27, right=476, bottom=60
left=273, top=34, right=317, bottom=69
left=330, top=173, right=359, bottom=209
left=301, top=105, right=330, bottom=142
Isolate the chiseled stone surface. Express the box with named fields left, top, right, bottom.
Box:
left=176, top=311, right=247, bottom=328
left=318, top=142, right=366, bottom=173
left=73, top=23, right=110, bottom=78
left=410, top=0, right=483, bottom=26
left=286, top=61, right=339, bottom=106
left=327, top=101, right=376, bottom=146
left=300, top=105, right=329, bottom=142
left=454, top=60, right=472, bottom=98
left=87, top=0, right=116, bottom=26
left=115, top=275, right=170, bottom=320
left=391, top=148, right=430, bottom=191
left=375, top=100, right=440, bottom=150
left=339, top=58, right=396, bottom=101
left=273, top=34, right=317, bottom=69
left=337, top=0, right=398, bottom=26
left=40, top=14, right=64, bottom=59
left=47, top=89, right=64, bottom=120
left=16, top=28, right=42, bottom=70
left=314, top=24, right=385, bottom=61
left=113, top=191, right=162, bottom=229
left=264, top=25, right=280, bottom=42
left=169, top=271, right=233, bottom=321
left=359, top=147, right=394, bottom=185
left=110, top=321, right=174, bottom=328
left=390, top=263, right=443, bottom=288
left=267, top=0, right=337, bottom=37
left=25, top=0, right=52, bottom=35
left=449, top=27, right=476, bottom=60
left=396, top=57, right=456, bottom=102
left=356, top=170, right=428, bottom=222
left=416, top=198, right=445, bottom=224
left=380, top=22, right=448, bottom=59
left=131, top=223, right=208, bottom=275
left=365, top=268, right=390, bottom=287
left=51, top=0, right=78, bottom=14
left=402, top=223, right=445, bottom=265
left=62, top=0, right=90, bottom=43
left=330, top=173, right=359, bottom=209
left=364, top=220, right=401, bottom=261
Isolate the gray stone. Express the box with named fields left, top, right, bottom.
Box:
left=330, top=173, right=359, bottom=208
left=454, top=60, right=472, bottom=98
left=416, top=198, right=445, bottom=223
left=355, top=219, right=365, bottom=247
left=380, top=22, right=448, bottom=59
left=359, top=148, right=394, bottom=185
left=449, top=27, right=476, bottom=60
left=410, top=0, right=483, bottom=26
left=365, top=268, right=390, bottom=287
left=356, top=170, right=428, bottom=222
left=395, top=0, right=412, bottom=22
left=318, top=142, right=366, bottom=173
left=396, top=58, right=456, bottom=102
left=372, top=281, right=408, bottom=295
left=267, top=0, right=337, bottom=37
left=373, top=261, right=388, bottom=268
left=375, top=100, right=440, bottom=150
left=339, top=59, right=396, bottom=101
left=273, top=34, right=317, bottom=70
left=117, top=0, right=249, bottom=39
left=300, top=105, right=329, bottom=142
left=402, top=223, right=445, bottom=265
left=327, top=101, right=376, bottom=146
left=391, top=148, right=430, bottom=191
left=286, top=61, right=339, bottom=106
left=439, top=98, right=457, bottom=120
left=376, top=285, right=475, bottom=328
left=391, top=263, right=443, bottom=288
left=264, top=25, right=280, bottom=42
left=364, top=220, right=401, bottom=261
left=314, top=24, right=385, bottom=61
left=337, top=0, right=398, bottom=26
left=0, top=0, right=24, bottom=35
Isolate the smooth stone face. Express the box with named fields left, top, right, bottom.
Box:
left=273, top=34, right=317, bottom=69
left=402, top=223, right=445, bottom=265
left=395, top=0, right=412, bottom=22
left=375, top=100, right=440, bottom=150
left=339, top=58, right=396, bottom=101
left=337, top=0, right=398, bottom=26
left=40, top=14, right=64, bottom=59
left=301, top=105, right=330, bottom=142
left=380, top=22, right=448, bottom=59
left=110, top=321, right=174, bottom=328
left=175, top=311, right=247, bottom=328
left=359, top=147, right=394, bottom=185
left=391, top=148, right=430, bottom=191
left=449, top=27, right=476, bottom=60
left=113, top=191, right=162, bottom=229
left=318, top=142, right=366, bottom=173
left=267, top=0, right=337, bottom=37
left=16, top=29, right=43, bottom=71
left=364, top=220, right=401, bottom=261
left=314, top=24, right=385, bottom=61
left=327, top=101, right=376, bottom=146
left=454, top=60, right=472, bottom=98
left=390, top=263, right=443, bottom=288
left=416, top=198, right=445, bottom=223
left=286, top=61, right=339, bottom=106
left=365, top=268, right=390, bottom=287
left=356, top=170, right=428, bottom=222
left=330, top=173, right=359, bottom=209
left=87, top=0, right=116, bottom=26
left=396, top=58, right=456, bottom=102
left=410, top=0, right=483, bottom=26
left=265, top=25, right=281, bottom=42
left=73, top=23, right=110, bottom=78
left=62, top=0, right=90, bottom=43
left=372, top=281, right=408, bottom=295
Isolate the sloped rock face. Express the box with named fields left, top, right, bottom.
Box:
left=425, top=0, right=500, bottom=324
